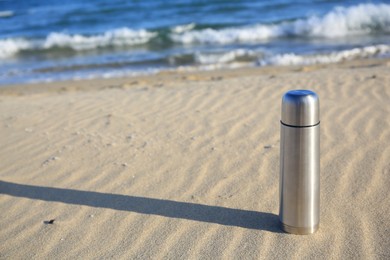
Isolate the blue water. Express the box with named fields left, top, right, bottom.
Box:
left=1, top=0, right=390, bottom=85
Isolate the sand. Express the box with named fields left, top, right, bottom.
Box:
left=1, top=59, right=389, bottom=259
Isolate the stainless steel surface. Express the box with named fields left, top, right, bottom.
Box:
left=281, top=223, right=319, bottom=235
left=279, top=90, right=320, bottom=235
left=281, top=90, right=319, bottom=126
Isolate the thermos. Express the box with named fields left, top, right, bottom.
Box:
left=279, top=90, right=320, bottom=235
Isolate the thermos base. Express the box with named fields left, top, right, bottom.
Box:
left=280, top=222, right=319, bottom=235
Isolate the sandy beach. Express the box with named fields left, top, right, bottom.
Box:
left=1, top=59, right=389, bottom=259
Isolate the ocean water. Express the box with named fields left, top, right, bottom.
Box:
left=0, top=0, right=389, bottom=85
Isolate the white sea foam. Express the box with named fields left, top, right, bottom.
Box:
left=0, top=28, right=156, bottom=58
left=171, top=26, right=276, bottom=44
left=294, top=4, right=390, bottom=38
left=259, top=44, right=390, bottom=66
left=171, top=3, right=390, bottom=44
left=171, top=23, right=196, bottom=34
left=0, top=38, right=32, bottom=58
left=194, top=49, right=256, bottom=64
left=43, top=28, right=156, bottom=50
left=193, top=44, right=390, bottom=67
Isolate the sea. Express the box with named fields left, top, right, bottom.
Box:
left=1, top=0, right=390, bottom=85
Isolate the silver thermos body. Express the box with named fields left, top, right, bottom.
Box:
left=279, top=90, right=320, bottom=235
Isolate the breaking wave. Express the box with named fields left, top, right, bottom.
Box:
left=43, top=28, right=156, bottom=50
left=0, top=28, right=156, bottom=58
left=259, top=44, right=390, bottom=66
left=172, top=45, right=390, bottom=66
left=171, top=3, right=390, bottom=44
left=0, top=38, right=31, bottom=58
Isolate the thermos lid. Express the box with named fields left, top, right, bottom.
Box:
left=281, top=90, right=319, bottom=127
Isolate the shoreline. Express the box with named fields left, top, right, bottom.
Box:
left=1, top=57, right=389, bottom=95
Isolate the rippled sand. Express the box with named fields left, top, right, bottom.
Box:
left=1, top=60, right=389, bottom=259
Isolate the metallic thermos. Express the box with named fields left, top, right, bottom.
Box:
left=279, top=90, right=320, bottom=235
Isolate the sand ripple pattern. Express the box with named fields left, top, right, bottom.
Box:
left=1, top=64, right=390, bottom=259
